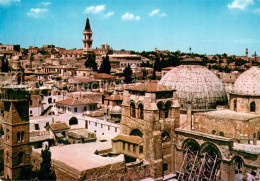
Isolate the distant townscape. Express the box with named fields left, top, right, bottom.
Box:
left=1, top=18, right=260, bottom=181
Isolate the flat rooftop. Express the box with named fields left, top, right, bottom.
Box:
left=34, top=141, right=124, bottom=171
left=195, top=109, right=260, bottom=121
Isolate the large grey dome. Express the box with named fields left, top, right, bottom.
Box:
left=234, top=66, right=260, bottom=96
left=158, top=64, right=227, bottom=110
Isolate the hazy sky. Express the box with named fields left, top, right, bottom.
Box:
left=0, top=0, right=260, bottom=55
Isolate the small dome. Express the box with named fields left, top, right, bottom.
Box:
left=111, top=105, right=122, bottom=114
left=159, top=62, right=227, bottom=110
left=233, top=66, right=260, bottom=95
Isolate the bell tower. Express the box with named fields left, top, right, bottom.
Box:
left=3, top=85, right=30, bottom=180
left=83, top=18, right=93, bottom=54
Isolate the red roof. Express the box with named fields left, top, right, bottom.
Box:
left=56, top=98, right=87, bottom=106
left=56, top=98, right=97, bottom=106
left=93, top=73, right=116, bottom=80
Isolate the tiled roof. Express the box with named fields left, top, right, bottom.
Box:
left=83, top=98, right=97, bottom=104
left=56, top=98, right=87, bottom=106
left=50, top=122, right=70, bottom=131
left=72, top=78, right=97, bottom=83
left=126, top=81, right=174, bottom=92
left=93, top=73, right=116, bottom=80
left=112, top=134, right=143, bottom=145
left=105, top=94, right=123, bottom=101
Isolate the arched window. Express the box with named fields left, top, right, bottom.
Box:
left=130, top=102, right=136, bottom=118
left=48, top=98, right=52, bottom=104
left=234, top=157, right=244, bottom=175
left=21, top=131, right=24, bottom=142
left=138, top=104, right=144, bottom=119
left=17, top=132, right=21, bottom=143
left=250, top=102, right=256, bottom=112
left=69, top=117, right=78, bottom=125
left=164, top=101, right=172, bottom=118
left=234, top=100, right=237, bottom=111
left=17, top=152, right=24, bottom=165
left=157, top=102, right=164, bottom=120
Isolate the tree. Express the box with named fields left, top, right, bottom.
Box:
left=224, top=65, right=231, bottom=73
left=38, top=146, right=56, bottom=180
left=123, top=64, right=133, bottom=83
left=150, top=70, right=156, bottom=80
left=153, top=54, right=161, bottom=72
left=99, top=54, right=111, bottom=74
left=85, top=53, right=97, bottom=71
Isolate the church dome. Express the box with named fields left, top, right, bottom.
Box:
left=111, top=105, right=122, bottom=114
left=233, top=66, right=260, bottom=96
left=158, top=62, right=227, bottom=110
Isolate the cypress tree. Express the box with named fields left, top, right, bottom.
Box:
left=38, top=146, right=56, bottom=180
left=85, top=53, right=97, bottom=71
left=99, top=54, right=111, bottom=74
left=123, top=64, right=133, bottom=83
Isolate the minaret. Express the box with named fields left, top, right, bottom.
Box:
left=3, top=85, right=30, bottom=180
left=83, top=18, right=93, bottom=55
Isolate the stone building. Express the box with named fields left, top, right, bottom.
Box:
left=2, top=85, right=30, bottom=180
left=229, top=66, right=260, bottom=114
left=173, top=65, right=260, bottom=180
left=83, top=18, right=93, bottom=55
left=112, top=81, right=180, bottom=179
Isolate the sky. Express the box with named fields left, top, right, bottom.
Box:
left=0, top=0, right=260, bottom=55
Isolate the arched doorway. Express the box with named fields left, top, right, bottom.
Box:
left=69, top=117, right=78, bottom=125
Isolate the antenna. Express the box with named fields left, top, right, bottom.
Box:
left=189, top=47, right=192, bottom=54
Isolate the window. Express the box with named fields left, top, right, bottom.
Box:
left=35, top=124, right=40, bottom=130
left=133, top=145, right=136, bottom=153
left=84, top=106, right=87, bottom=112
left=157, top=102, right=164, bottom=120
left=163, top=163, right=168, bottom=171
left=17, top=131, right=24, bottom=143
left=17, top=152, right=24, bottom=165
left=130, top=102, right=136, bottom=118
left=250, top=102, right=256, bottom=112
left=69, top=117, right=78, bottom=125
left=115, top=127, right=117, bottom=132
left=128, top=143, right=131, bottom=151
left=101, top=124, right=103, bottom=128
left=139, top=146, right=143, bottom=154
left=123, top=142, right=125, bottom=150
left=48, top=98, right=52, bottom=104
left=29, top=100, right=32, bottom=106
left=95, top=122, right=97, bottom=127
left=108, top=126, right=110, bottom=131
left=74, top=107, right=78, bottom=112
left=30, top=111, right=32, bottom=115
left=138, top=104, right=144, bottom=119
left=164, top=101, right=172, bottom=119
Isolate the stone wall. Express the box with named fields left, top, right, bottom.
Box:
left=31, top=150, right=151, bottom=181
left=193, top=113, right=260, bottom=140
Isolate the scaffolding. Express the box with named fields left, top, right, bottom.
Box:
left=178, top=148, right=219, bottom=181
